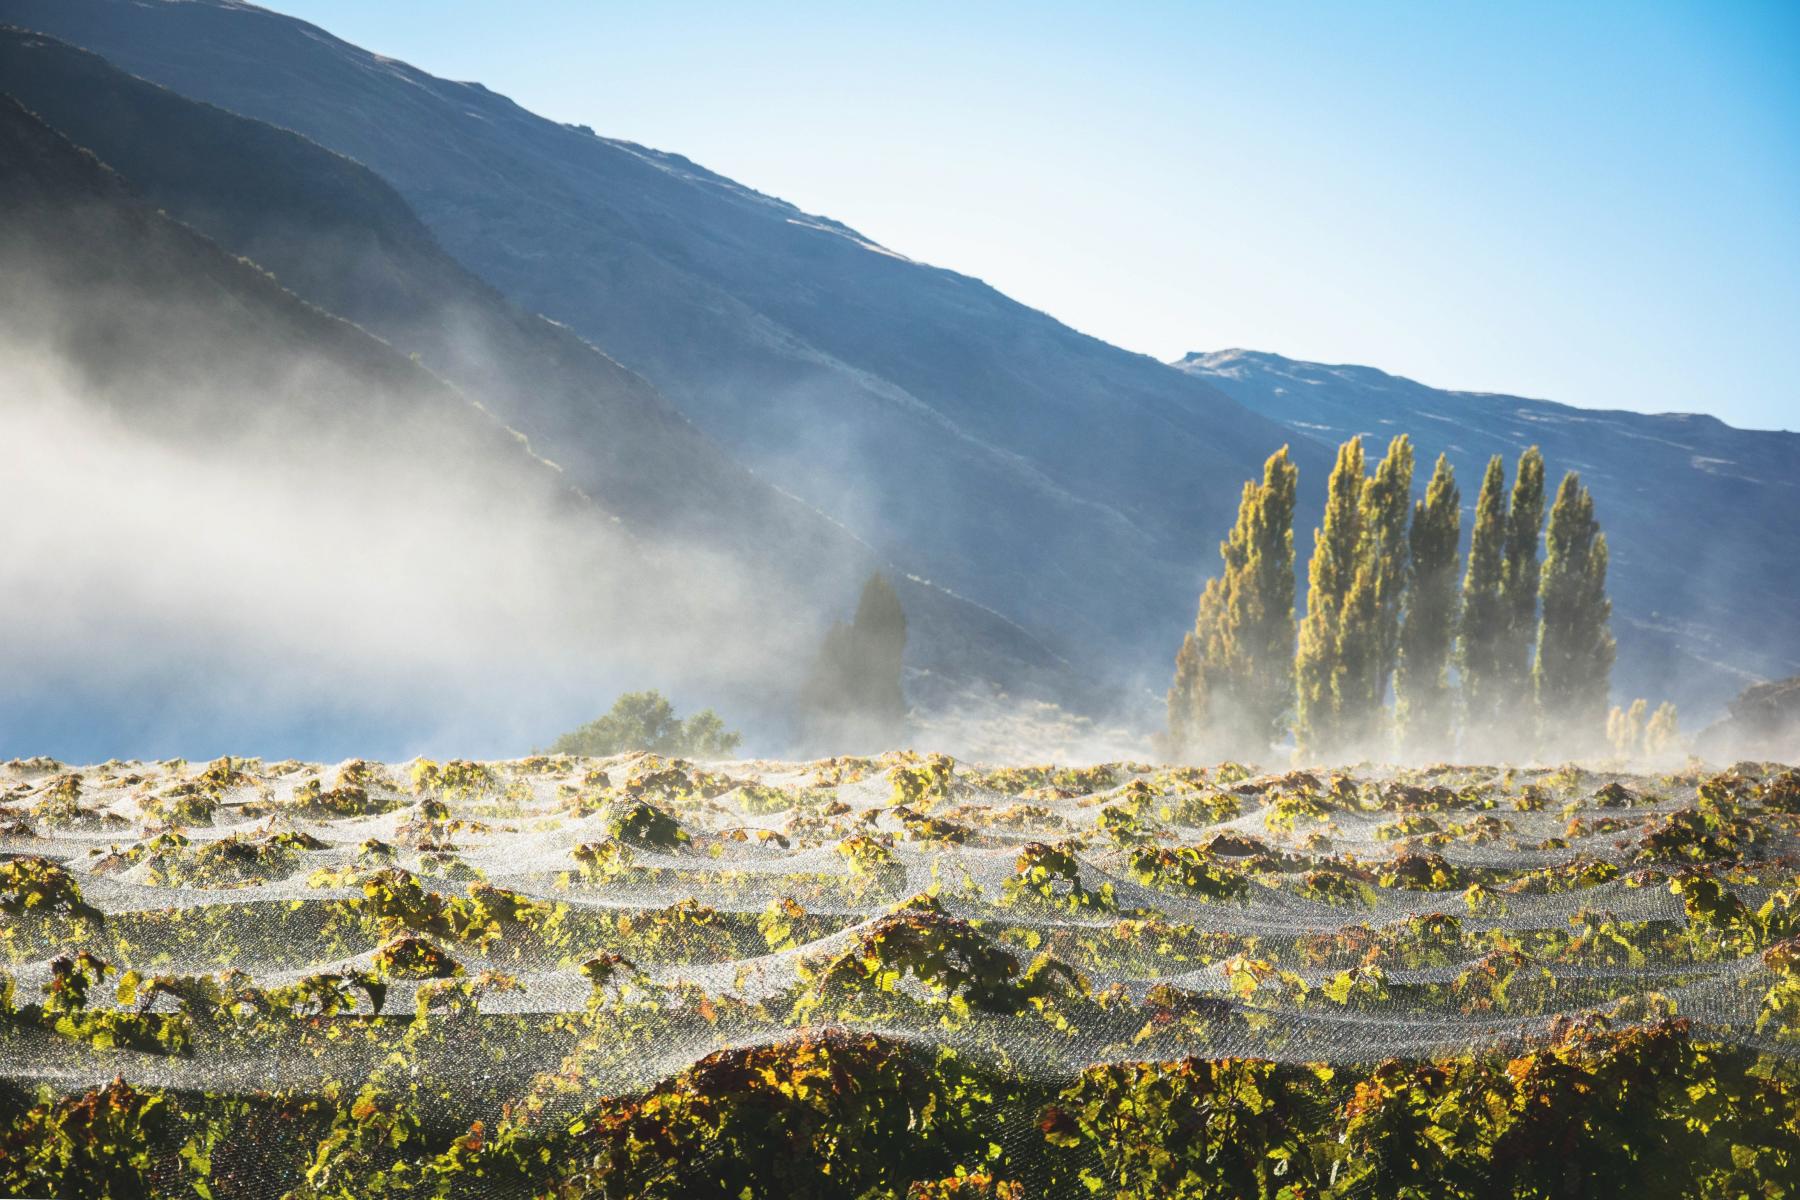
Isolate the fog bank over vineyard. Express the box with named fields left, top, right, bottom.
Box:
left=0, top=334, right=819, bottom=761
left=0, top=106, right=822, bottom=760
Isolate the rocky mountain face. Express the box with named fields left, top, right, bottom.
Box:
left=0, top=94, right=629, bottom=755
left=0, top=26, right=1076, bottom=715
left=0, top=0, right=1326, bottom=689
left=1177, top=349, right=1800, bottom=716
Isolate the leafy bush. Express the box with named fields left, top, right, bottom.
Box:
left=549, top=690, right=742, bottom=758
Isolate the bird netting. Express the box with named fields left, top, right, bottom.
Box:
left=2, top=751, right=1797, bottom=1197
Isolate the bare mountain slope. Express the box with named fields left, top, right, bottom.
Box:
left=0, top=0, right=1327, bottom=682
left=0, top=95, right=631, bottom=755
left=0, top=27, right=1075, bottom=710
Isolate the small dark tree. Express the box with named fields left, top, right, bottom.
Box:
left=800, top=572, right=908, bottom=751
left=1167, top=446, right=1299, bottom=762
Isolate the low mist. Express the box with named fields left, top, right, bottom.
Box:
left=0, top=334, right=816, bottom=763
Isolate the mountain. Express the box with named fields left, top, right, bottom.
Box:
left=0, top=92, right=630, bottom=756
left=5, top=0, right=1792, bottom=734
left=0, top=0, right=1329, bottom=687
left=0, top=26, right=823, bottom=556
left=0, top=85, right=1060, bottom=763
left=0, top=93, right=550, bottom=489
left=1176, top=349, right=1800, bottom=716
left=0, top=26, right=1074, bottom=713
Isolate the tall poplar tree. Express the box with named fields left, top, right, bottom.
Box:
left=1356, top=434, right=1415, bottom=729
left=1644, top=702, right=1680, bottom=757
left=1236, top=447, right=1301, bottom=750
left=1295, top=436, right=1366, bottom=759
left=1496, top=446, right=1547, bottom=748
left=1334, top=560, right=1382, bottom=751
left=1396, top=453, right=1461, bottom=759
left=1534, top=471, right=1614, bottom=755
left=1168, top=447, right=1298, bottom=761
left=1459, top=455, right=1509, bottom=741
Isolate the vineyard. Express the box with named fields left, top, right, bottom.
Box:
left=2, top=751, right=1797, bottom=1198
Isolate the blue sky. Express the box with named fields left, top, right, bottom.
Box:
left=263, top=0, right=1800, bottom=430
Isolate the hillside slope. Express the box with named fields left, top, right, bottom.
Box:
left=0, top=27, right=826, bottom=556
left=0, top=94, right=638, bottom=756
left=0, top=27, right=1074, bottom=708
left=1177, top=349, right=1800, bottom=715
left=0, top=0, right=1328, bottom=680
left=0, top=94, right=550, bottom=487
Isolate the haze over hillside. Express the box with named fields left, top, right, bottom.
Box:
left=0, top=28, right=1079, bottom=758
left=1, top=0, right=1795, bottom=750
left=0, top=94, right=700, bottom=758
left=0, top=0, right=1331, bottom=691
left=2, top=7, right=1795, bottom=1193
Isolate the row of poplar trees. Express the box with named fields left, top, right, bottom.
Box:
left=1168, top=435, right=1615, bottom=764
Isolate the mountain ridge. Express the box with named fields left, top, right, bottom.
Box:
left=0, top=0, right=1328, bottom=684
left=0, top=25, right=1078, bottom=711
left=1181, top=348, right=1765, bottom=433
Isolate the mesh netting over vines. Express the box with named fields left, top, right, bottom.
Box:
left=2, top=752, right=1797, bottom=1197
